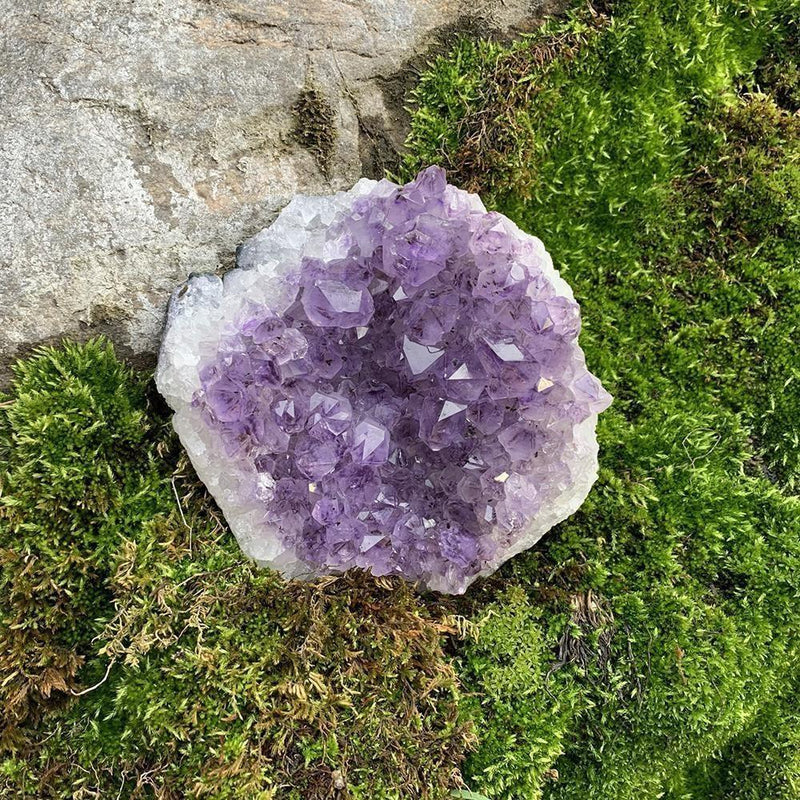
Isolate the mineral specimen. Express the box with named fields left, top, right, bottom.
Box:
left=156, top=167, right=612, bottom=593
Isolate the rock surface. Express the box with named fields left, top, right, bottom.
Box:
left=0, top=0, right=561, bottom=382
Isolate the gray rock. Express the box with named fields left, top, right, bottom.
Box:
left=0, top=0, right=560, bottom=381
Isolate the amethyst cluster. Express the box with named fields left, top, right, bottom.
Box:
left=156, top=168, right=611, bottom=593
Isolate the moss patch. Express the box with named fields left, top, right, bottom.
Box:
left=0, top=340, right=171, bottom=749
left=291, top=88, right=337, bottom=178
left=403, top=0, right=800, bottom=797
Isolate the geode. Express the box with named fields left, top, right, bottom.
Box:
left=156, top=167, right=612, bottom=593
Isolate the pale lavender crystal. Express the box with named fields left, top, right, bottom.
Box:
left=351, top=419, right=391, bottom=466
left=156, top=168, right=612, bottom=594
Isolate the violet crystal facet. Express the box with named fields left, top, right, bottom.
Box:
left=156, top=168, right=612, bottom=593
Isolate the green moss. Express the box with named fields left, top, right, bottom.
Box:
left=456, top=587, right=579, bottom=799
left=403, top=1, right=800, bottom=798
left=15, top=522, right=471, bottom=798
left=0, top=340, right=171, bottom=747
left=667, top=671, right=800, bottom=799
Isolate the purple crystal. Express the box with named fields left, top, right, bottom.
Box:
left=157, top=167, right=612, bottom=593
left=272, top=397, right=306, bottom=434
left=204, top=375, right=253, bottom=423
left=351, top=418, right=390, bottom=466
left=301, top=260, right=375, bottom=328
left=308, top=391, right=353, bottom=437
